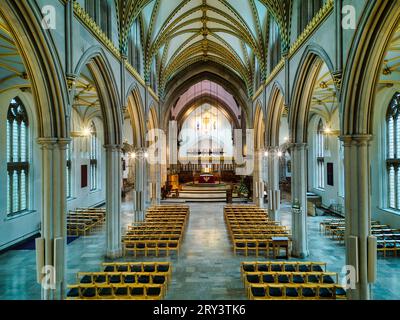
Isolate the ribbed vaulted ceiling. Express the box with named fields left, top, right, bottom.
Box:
left=115, top=0, right=291, bottom=95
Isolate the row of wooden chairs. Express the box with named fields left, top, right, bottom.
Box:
left=102, top=262, right=171, bottom=275
left=321, top=218, right=400, bottom=257
left=122, top=205, right=189, bottom=257
left=244, top=272, right=339, bottom=290
left=67, top=208, right=105, bottom=236
left=77, top=272, right=169, bottom=290
left=241, top=262, right=326, bottom=280
left=242, top=261, right=346, bottom=300
left=248, top=283, right=347, bottom=300
left=67, top=283, right=165, bottom=300
left=225, top=205, right=291, bottom=258
left=67, top=261, right=172, bottom=300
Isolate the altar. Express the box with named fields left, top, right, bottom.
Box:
left=199, top=174, right=216, bottom=184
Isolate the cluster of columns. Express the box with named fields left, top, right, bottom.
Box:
left=37, top=138, right=69, bottom=300
left=342, top=134, right=375, bottom=300
left=36, top=137, right=163, bottom=300
left=253, top=135, right=375, bottom=299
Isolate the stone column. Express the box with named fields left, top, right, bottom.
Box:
left=267, top=146, right=281, bottom=221
left=37, top=138, right=69, bottom=300
left=133, top=148, right=147, bottom=221
left=342, top=135, right=374, bottom=300
left=104, top=144, right=122, bottom=258
left=253, top=150, right=264, bottom=207
left=291, top=143, right=309, bottom=258
left=155, top=163, right=162, bottom=205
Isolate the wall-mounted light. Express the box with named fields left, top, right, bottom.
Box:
left=70, top=127, right=92, bottom=138
left=323, top=125, right=340, bottom=136
left=277, top=151, right=283, bottom=157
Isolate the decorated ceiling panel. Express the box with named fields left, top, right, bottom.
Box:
left=0, top=17, right=29, bottom=94
left=115, top=0, right=292, bottom=97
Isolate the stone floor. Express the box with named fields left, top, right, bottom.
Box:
left=0, top=195, right=399, bottom=300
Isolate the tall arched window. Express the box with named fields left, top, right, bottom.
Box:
left=89, top=122, right=98, bottom=191
left=316, top=118, right=325, bottom=189
left=6, top=98, right=29, bottom=216
left=386, top=92, right=400, bottom=210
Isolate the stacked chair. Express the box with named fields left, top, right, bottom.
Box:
left=122, top=205, right=189, bottom=257
left=224, top=205, right=291, bottom=257
left=320, top=218, right=400, bottom=257
left=241, top=261, right=347, bottom=300
left=67, top=262, right=172, bottom=300
left=67, top=207, right=106, bottom=236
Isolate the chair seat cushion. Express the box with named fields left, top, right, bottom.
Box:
left=138, top=275, right=150, bottom=284
left=147, top=287, right=161, bottom=296
left=322, top=275, right=335, bottom=284
left=82, top=287, right=96, bottom=298
left=153, top=276, right=166, bottom=284
left=247, top=275, right=260, bottom=284
left=298, top=265, right=310, bottom=272
left=94, top=275, right=106, bottom=284
left=284, top=265, right=296, bottom=272
left=98, top=287, right=112, bottom=296
left=302, top=288, right=316, bottom=297
left=110, top=275, right=121, bottom=283
left=144, top=265, right=156, bottom=272
left=80, top=275, right=92, bottom=284
left=277, top=275, right=290, bottom=284
left=269, top=287, right=283, bottom=297
left=130, top=265, right=142, bottom=272
left=243, top=264, right=255, bottom=272
left=67, top=288, right=80, bottom=298
left=251, top=287, right=265, bottom=297
left=292, top=275, right=305, bottom=284
left=131, top=287, right=145, bottom=296
left=104, top=266, right=114, bottom=272
left=312, top=265, right=324, bottom=272
left=157, top=264, right=170, bottom=272
left=308, top=275, right=319, bottom=283
left=319, top=287, right=333, bottom=298
left=286, top=287, right=299, bottom=297
left=117, top=266, right=129, bottom=272
left=262, top=274, right=275, bottom=283
left=115, top=287, right=128, bottom=296
left=271, top=265, right=282, bottom=272
left=124, top=275, right=135, bottom=283
left=257, top=265, right=268, bottom=272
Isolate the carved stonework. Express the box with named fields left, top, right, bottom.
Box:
left=331, top=71, right=342, bottom=91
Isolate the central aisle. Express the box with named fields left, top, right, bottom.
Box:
left=165, top=202, right=246, bottom=300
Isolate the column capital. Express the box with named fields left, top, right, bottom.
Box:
left=104, top=144, right=122, bottom=151
left=58, top=138, right=72, bottom=149
left=339, top=134, right=373, bottom=146
left=37, top=137, right=57, bottom=148
left=290, top=142, right=308, bottom=150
